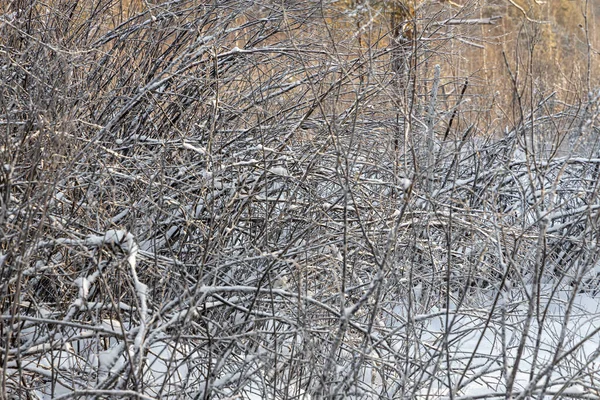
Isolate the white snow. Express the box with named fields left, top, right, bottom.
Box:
left=399, top=178, right=412, bottom=191
left=182, top=141, right=206, bottom=155
left=73, top=277, right=90, bottom=299
left=98, top=343, right=125, bottom=372
left=269, top=166, right=289, bottom=176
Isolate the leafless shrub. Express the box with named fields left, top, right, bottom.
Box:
left=3, top=1, right=600, bottom=399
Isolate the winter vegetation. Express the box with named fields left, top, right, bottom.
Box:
left=3, top=0, right=600, bottom=399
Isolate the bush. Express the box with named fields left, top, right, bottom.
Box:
left=3, top=1, right=600, bottom=399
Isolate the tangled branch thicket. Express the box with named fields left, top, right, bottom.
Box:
left=2, top=1, right=600, bottom=399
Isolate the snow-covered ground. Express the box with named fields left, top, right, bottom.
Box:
left=8, top=273, right=600, bottom=398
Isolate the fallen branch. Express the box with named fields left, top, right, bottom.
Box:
left=434, top=16, right=502, bottom=26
